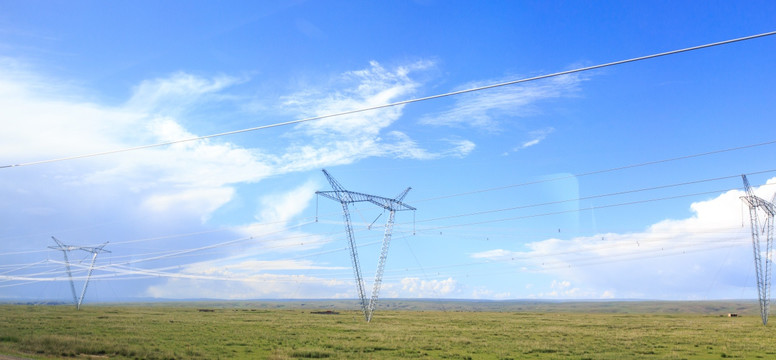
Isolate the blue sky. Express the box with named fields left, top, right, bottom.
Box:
left=1, top=1, right=776, bottom=303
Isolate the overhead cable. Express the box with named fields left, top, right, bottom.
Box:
left=415, top=144, right=776, bottom=202
left=2, top=30, right=774, bottom=170
left=415, top=169, right=776, bottom=223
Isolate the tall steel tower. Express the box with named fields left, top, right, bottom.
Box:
left=316, top=169, right=415, bottom=322
left=740, top=175, right=776, bottom=325
left=49, top=237, right=110, bottom=310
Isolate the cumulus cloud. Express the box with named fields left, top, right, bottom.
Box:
left=0, top=64, right=137, bottom=161
left=471, top=179, right=776, bottom=299
left=0, top=64, right=281, bottom=230
left=380, top=277, right=461, bottom=298
left=471, top=288, right=512, bottom=299
left=113, top=179, right=343, bottom=299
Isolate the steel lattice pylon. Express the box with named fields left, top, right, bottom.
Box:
left=740, top=175, right=776, bottom=325
left=316, top=169, right=415, bottom=322
left=48, top=237, right=110, bottom=310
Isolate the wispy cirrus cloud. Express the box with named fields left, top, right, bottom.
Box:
left=283, top=60, right=430, bottom=136
left=278, top=60, right=477, bottom=163
left=516, top=127, right=554, bottom=150
left=126, top=72, right=245, bottom=116
left=420, top=74, right=585, bottom=131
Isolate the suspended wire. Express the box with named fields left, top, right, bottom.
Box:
left=0, top=224, right=751, bottom=284
left=4, top=169, right=775, bottom=291
left=412, top=170, right=776, bottom=225
left=379, top=239, right=750, bottom=282
left=2, top=31, right=774, bottom=170
left=33, top=225, right=749, bottom=282
left=373, top=231, right=751, bottom=280
left=2, top=136, right=773, bottom=258
left=415, top=143, right=776, bottom=203
left=0, top=221, right=326, bottom=279
left=2, top=171, right=772, bottom=277
left=4, top=32, right=776, bottom=296
left=7, top=184, right=776, bottom=281
left=0, top=260, right=51, bottom=274
left=412, top=187, right=743, bottom=234
left=6, top=141, right=770, bottom=259
left=115, top=230, right=756, bottom=282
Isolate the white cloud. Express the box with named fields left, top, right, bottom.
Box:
left=231, top=181, right=329, bottom=253
left=379, top=132, right=475, bottom=160
left=256, top=181, right=317, bottom=224
left=471, top=288, right=511, bottom=300
left=445, top=139, right=476, bottom=158
left=1, top=58, right=472, bottom=231
left=126, top=72, right=243, bottom=115
left=141, top=187, right=235, bottom=223
left=283, top=60, right=427, bottom=137
left=471, top=179, right=776, bottom=299
left=515, top=127, right=555, bottom=151
left=145, top=273, right=350, bottom=299
left=382, top=277, right=460, bottom=298
left=526, top=279, right=614, bottom=299
left=175, top=259, right=345, bottom=277
left=0, top=69, right=137, bottom=162
left=280, top=60, right=474, bottom=162
left=0, top=58, right=487, bottom=300
left=420, top=74, right=585, bottom=131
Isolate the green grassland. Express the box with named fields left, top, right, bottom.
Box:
left=1, top=300, right=775, bottom=359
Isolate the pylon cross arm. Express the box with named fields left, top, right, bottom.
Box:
left=742, top=195, right=776, bottom=216
left=317, top=190, right=415, bottom=211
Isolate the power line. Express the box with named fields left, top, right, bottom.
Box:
left=415, top=142, right=776, bottom=203
left=414, top=170, right=776, bottom=224
left=3, top=232, right=749, bottom=284
left=3, top=139, right=773, bottom=256
left=3, top=181, right=759, bottom=282
left=3, top=172, right=774, bottom=289
left=2, top=166, right=772, bottom=274
left=411, top=187, right=753, bottom=234
left=2, top=30, right=774, bottom=170
left=380, top=239, right=750, bottom=282
left=1, top=182, right=760, bottom=285
left=371, top=229, right=750, bottom=280
left=2, top=168, right=771, bottom=264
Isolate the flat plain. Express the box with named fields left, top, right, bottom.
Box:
left=1, top=300, right=775, bottom=359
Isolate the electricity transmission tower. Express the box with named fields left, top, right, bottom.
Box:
left=48, top=237, right=110, bottom=310
left=316, top=169, right=415, bottom=322
left=740, top=175, right=776, bottom=325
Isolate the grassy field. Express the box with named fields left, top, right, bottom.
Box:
left=1, top=301, right=775, bottom=359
